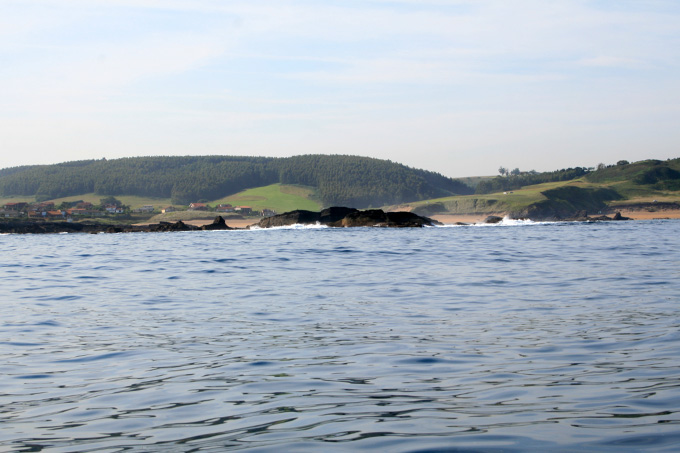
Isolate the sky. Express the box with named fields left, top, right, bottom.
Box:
left=1, top=0, right=679, bottom=178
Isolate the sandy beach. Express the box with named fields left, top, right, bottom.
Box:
left=429, top=214, right=493, bottom=224
left=430, top=209, right=680, bottom=224
left=610, top=208, right=680, bottom=220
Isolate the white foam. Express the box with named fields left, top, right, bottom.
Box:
left=495, top=216, right=544, bottom=226
left=248, top=222, right=329, bottom=231
left=437, top=216, right=553, bottom=228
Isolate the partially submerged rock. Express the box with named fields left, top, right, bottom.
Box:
left=320, top=206, right=359, bottom=223
left=256, top=210, right=322, bottom=228
left=562, top=210, right=631, bottom=222
left=201, top=216, right=232, bottom=231
left=0, top=206, right=635, bottom=235
left=613, top=212, right=630, bottom=220
left=0, top=220, right=91, bottom=234
left=483, top=215, right=503, bottom=224
left=254, top=207, right=440, bottom=228
left=0, top=217, right=241, bottom=235
left=385, top=211, right=439, bottom=228
left=147, top=220, right=198, bottom=232
left=339, top=209, right=388, bottom=227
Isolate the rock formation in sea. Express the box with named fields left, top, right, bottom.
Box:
left=561, top=211, right=630, bottom=222
left=200, top=216, right=233, bottom=231
left=0, top=208, right=633, bottom=235
left=254, top=207, right=441, bottom=228
left=483, top=215, right=504, bottom=224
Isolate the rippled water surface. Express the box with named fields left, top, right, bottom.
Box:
left=1, top=221, right=680, bottom=452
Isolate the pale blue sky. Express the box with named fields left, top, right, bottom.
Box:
left=1, top=0, right=679, bottom=177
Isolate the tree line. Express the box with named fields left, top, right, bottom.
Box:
left=475, top=167, right=591, bottom=194
left=0, top=155, right=474, bottom=208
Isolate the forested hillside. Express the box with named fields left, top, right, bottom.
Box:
left=0, top=155, right=473, bottom=208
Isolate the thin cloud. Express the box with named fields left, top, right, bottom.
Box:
left=578, top=56, right=648, bottom=69
left=1, top=0, right=679, bottom=175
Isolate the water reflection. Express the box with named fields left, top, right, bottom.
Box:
left=1, top=222, right=679, bottom=451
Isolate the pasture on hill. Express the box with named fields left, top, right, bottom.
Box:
left=211, top=184, right=320, bottom=213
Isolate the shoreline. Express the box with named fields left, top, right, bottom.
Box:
left=605, top=208, right=680, bottom=220
left=185, top=209, right=680, bottom=227
left=430, top=208, right=680, bottom=224
left=2, top=208, right=679, bottom=234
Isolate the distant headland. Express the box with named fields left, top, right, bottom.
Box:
left=1, top=155, right=679, bottom=227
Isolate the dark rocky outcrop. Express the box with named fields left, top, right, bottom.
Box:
left=256, top=210, right=322, bottom=228
left=1, top=205, right=636, bottom=235
left=320, top=206, right=359, bottom=223
left=484, top=215, right=503, bottom=224
left=201, top=216, right=232, bottom=231
left=385, top=211, right=440, bottom=227
left=560, top=210, right=630, bottom=222
left=147, top=220, right=199, bottom=232
left=339, top=209, right=388, bottom=227
left=254, top=207, right=440, bottom=228
left=0, top=219, right=215, bottom=234
left=0, top=220, right=91, bottom=234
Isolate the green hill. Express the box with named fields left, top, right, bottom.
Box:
left=0, top=184, right=320, bottom=218
left=4, top=156, right=678, bottom=219
left=0, top=155, right=473, bottom=209
left=406, top=158, right=680, bottom=219
left=212, top=184, right=320, bottom=212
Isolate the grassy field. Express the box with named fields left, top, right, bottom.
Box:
left=143, top=184, right=320, bottom=223
left=396, top=173, right=680, bottom=216
left=2, top=184, right=319, bottom=213
left=1, top=193, right=175, bottom=210
left=211, top=184, right=320, bottom=212
left=400, top=181, right=561, bottom=215
left=0, top=195, right=36, bottom=205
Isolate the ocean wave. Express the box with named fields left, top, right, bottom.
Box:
left=436, top=216, right=554, bottom=228
left=248, top=222, right=330, bottom=230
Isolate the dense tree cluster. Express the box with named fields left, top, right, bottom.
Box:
left=478, top=158, right=680, bottom=195
left=475, top=167, right=590, bottom=194
left=277, top=155, right=472, bottom=207
left=586, top=158, right=680, bottom=191
left=0, top=155, right=473, bottom=208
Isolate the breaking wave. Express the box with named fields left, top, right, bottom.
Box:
left=248, top=222, right=330, bottom=230
left=436, top=216, right=554, bottom=227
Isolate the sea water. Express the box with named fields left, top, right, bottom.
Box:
left=1, top=220, right=679, bottom=452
